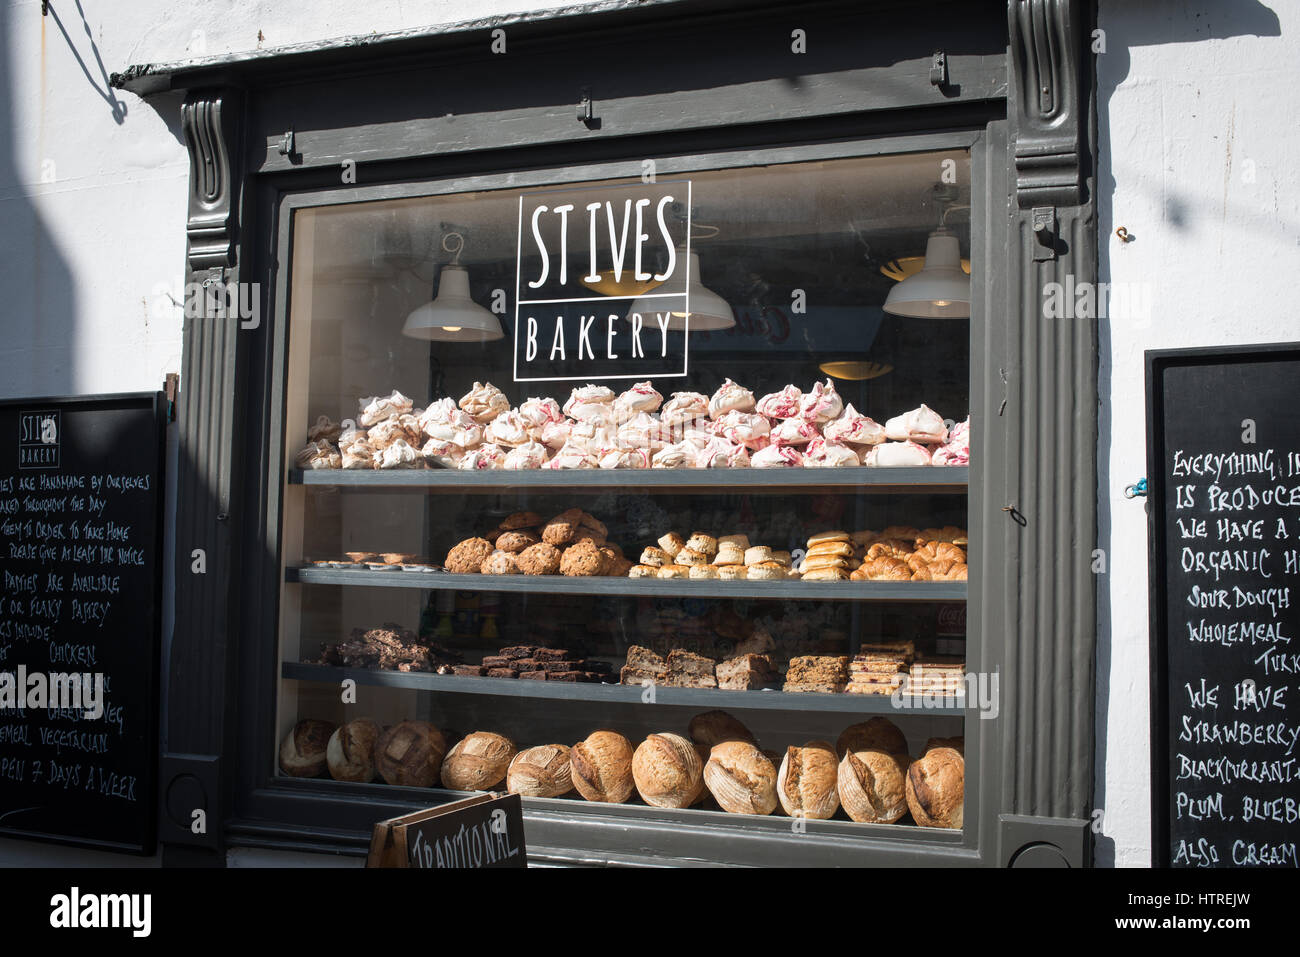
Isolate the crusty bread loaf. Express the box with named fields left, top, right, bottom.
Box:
left=632, top=733, right=704, bottom=809
left=838, top=749, right=909, bottom=823
left=570, top=730, right=635, bottom=803
left=905, top=746, right=964, bottom=828
left=776, top=740, right=840, bottom=819
left=923, top=735, right=965, bottom=756
left=507, top=744, right=574, bottom=798
left=704, top=740, right=778, bottom=815
left=375, top=720, right=447, bottom=787
left=279, top=719, right=335, bottom=777
left=441, top=731, right=517, bottom=790
left=836, top=717, right=908, bottom=758
left=326, top=718, right=381, bottom=783
left=688, top=710, right=756, bottom=758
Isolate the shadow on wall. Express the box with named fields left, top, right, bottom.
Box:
left=1092, top=0, right=1281, bottom=867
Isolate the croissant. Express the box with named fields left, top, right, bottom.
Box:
left=906, top=552, right=930, bottom=574
left=943, top=563, right=969, bottom=581
left=866, top=557, right=912, bottom=581
left=911, top=565, right=933, bottom=581
left=866, top=539, right=915, bottom=561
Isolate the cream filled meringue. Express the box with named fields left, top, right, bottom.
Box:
left=708, top=378, right=756, bottom=420
left=713, top=409, right=771, bottom=450
left=823, top=403, right=887, bottom=446
left=884, top=403, right=949, bottom=443
left=614, top=381, right=663, bottom=417
left=458, top=443, right=507, bottom=470
left=932, top=417, right=970, bottom=466
left=503, top=440, right=550, bottom=470
left=862, top=440, right=934, bottom=467
left=359, top=390, right=414, bottom=427
left=798, top=379, right=843, bottom=424
left=562, top=384, right=616, bottom=422
left=660, top=391, right=710, bottom=428
left=770, top=417, right=821, bottom=446
left=421, top=437, right=465, bottom=469
left=307, top=415, right=342, bottom=444
left=751, top=444, right=804, bottom=468
left=459, top=381, right=511, bottom=423
left=697, top=437, right=751, bottom=468
left=803, top=437, right=861, bottom=467
left=546, top=441, right=599, bottom=469
left=377, top=438, right=422, bottom=470
left=651, top=442, right=697, bottom=469
left=485, top=410, right=532, bottom=448
left=755, top=385, right=803, bottom=420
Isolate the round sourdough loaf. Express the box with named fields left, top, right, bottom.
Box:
left=326, top=717, right=381, bottom=783
left=279, top=719, right=335, bottom=777
left=570, top=730, right=635, bottom=803
left=704, top=740, right=778, bottom=815
left=923, top=735, right=965, bottom=756
left=632, top=733, right=704, bottom=809
left=905, top=746, right=964, bottom=828
left=777, top=740, right=840, bottom=819
left=838, top=748, right=909, bottom=823
left=441, top=731, right=517, bottom=790
left=375, top=720, right=447, bottom=787
left=836, top=717, right=908, bottom=758
left=688, top=710, right=756, bottom=758
left=507, top=744, right=574, bottom=798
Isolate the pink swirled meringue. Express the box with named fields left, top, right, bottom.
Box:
left=377, top=438, right=423, bottom=470
left=823, top=403, right=887, bottom=446
left=341, top=438, right=375, bottom=470
left=614, top=380, right=664, bottom=417
left=563, top=384, right=616, bottom=422
left=660, top=391, right=709, bottom=428
left=368, top=417, right=420, bottom=450
left=697, top=437, right=751, bottom=468
left=708, top=379, right=756, bottom=420
left=568, top=417, right=618, bottom=451
left=519, top=396, right=564, bottom=431
left=652, top=442, right=697, bottom=469
left=713, top=410, right=772, bottom=450
left=617, top=412, right=670, bottom=451
left=862, top=441, right=934, bottom=467
left=755, top=385, right=803, bottom=420
left=359, top=390, right=414, bottom=427
left=884, top=403, right=949, bottom=443
left=932, top=417, right=970, bottom=466
left=771, top=417, right=821, bottom=446
left=803, top=437, right=861, bottom=467
left=798, top=379, right=843, bottom=425
left=419, top=400, right=480, bottom=444
left=421, top=437, right=465, bottom=469
left=599, top=447, right=651, bottom=469
left=458, top=443, right=507, bottom=470
left=751, top=444, right=804, bottom=468
left=503, top=440, right=550, bottom=470
left=458, top=382, right=511, bottom=424
left=546, top=441, right=599, bottom=469
left=484, top=410, right=532, bottom=448
left=681, top=427, right=714, bottom=451
left=539, top=419, right=573, bottom=451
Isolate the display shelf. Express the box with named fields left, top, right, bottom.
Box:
left=288, top=466, right=968, bottom=493
left=281, top=661, right=968, bottom=715
left=285, top=565, right=967, bottom=602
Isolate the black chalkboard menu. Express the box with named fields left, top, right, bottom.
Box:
left=1147, top=345, right=1300, bottom=868
left=0, top=393, right=165, bottom=853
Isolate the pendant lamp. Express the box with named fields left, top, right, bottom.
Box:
left=401, top=232, right=504, bottom=341
left=882, top=227, right=970, bottom=318
left=625, top=244, right=734, bottom=331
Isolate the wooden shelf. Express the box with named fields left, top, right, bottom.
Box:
left=285, top=566, right=967, bottom=602
left=288, top=465, right=968, bottom=494
left=281, top=661, right=969, bottom=716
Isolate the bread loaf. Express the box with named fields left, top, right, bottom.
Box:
left=326, top=718, right=381, bottom=783
left=279, top=719, right=335, bottom=777
left=688, top=710, right=756, bottom=757
left=704, top=740, right=778, bottom=815
left=835, top=717, right=908, bottom=758
left=507, top=744, right=574, bottom=798
left=905, top=746, right=964, bottom=828
left=441, top=731, right=517, bottom=790
left=632, top=733, right=704, bottom=809
left=375, top=720, right=447, bottom=787
left=838, top=749, right=909, bottom=823
left=570, top=730, right=635, bottom=803
left=776, top=740, right=840, bottom=819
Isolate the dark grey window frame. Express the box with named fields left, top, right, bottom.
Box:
left=114, top=0, right=1098, bottom=867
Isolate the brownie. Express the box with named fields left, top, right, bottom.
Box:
left=481, top=655, right=513, bottom=669
left=549, top=671, right=591, bottom=682
left=534, top=647, right=571, bottom=661
left=620, top=665, right=664, bottom=685
left=625, top=645, right=667, bottom=670
left=452, top=665, right=486, bottom=676
left=511, top=658, right=542, bottom=672
left=540, top=660, right=584, bottom=672
left=498, top=645, right=539, bottom=660
left=518, top=670, right=548, bottom=681
left=485, top=667, right=517, bottom=679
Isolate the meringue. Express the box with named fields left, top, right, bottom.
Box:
left=824, top=403, right=887, bottom=446
left=421, top=437, right=465, bottom=469
left=503, top=440, right=550, bottom=470
left=651, top=442, right=697, bottom=469
left=697, top=437, right=751, bottom=468
left=546, top=441, right=599, bottom=469
left=803, top=437, right=861, bottom=467
left=614, top=380, right=664, bottom=417
left=713, top=409, right=772, bottom=450
left=340, top=439, right=375, bottom=470
left=307, top=415, right=342, bottom=444
left=599, top=447, right=651, bottom=469
left=660, top=391, right=710, bottom=428
left=419, top=400, right=482, bottom=446
left=932, top=417, right=970, bottom=466
left=755, top=385, right=802, bottom=420
left=617, top=412, right=670, bottom=451
left=884, top=403, right=949, bottom=443
left=518, top=396, right=564, bottom=431
left=485, top=410, right=532, bottom=448
left=295, top=439, right=341, bottom=470
left=798, top=379, right=843, bottom=424
left=458, top=444, right=507, bottom=470
left=562, top=384, right=616, bottom=422
left=770, top=417, right=820, bottom=446
left=377, top=438, right=422, bottom=469
left=538, top=419, right=573, bottom=451
left=751, top=444, right=804, bottom=468
left=708, top=378, right=756, bottom=420
left=459, top=381, right=510, bottom=424
left=862, top=440, right=933, bottom=467
left=359, top=390, right=413, bottom=427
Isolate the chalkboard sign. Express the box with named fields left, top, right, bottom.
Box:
left=367, top=793, right=527, bottom=868
left=1147, top=345, right=1300, bottom=868
left=0, top=393, right=166, bottom=853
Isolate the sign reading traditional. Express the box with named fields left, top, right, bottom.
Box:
left=366, top=792, right=527, bottom=868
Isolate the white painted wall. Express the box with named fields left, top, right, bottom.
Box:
left=0, top=0, right=1295, bottom=867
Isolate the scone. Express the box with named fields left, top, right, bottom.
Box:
left=714, top=545, right=746, bottom=566
left=676, top=547, right=708, bottom=567
left=744, top=546, right=774, bottom=566
left=445, top=537, right=494, bottom=573
left=689, top=565, right=719, bottom=579
left=658, top=532, right=686, bottom=558
left=516, top=542, right=563, bottom=575
left=495, top=530, right=541, bottom=553
left=500, top=511, right=542, bottom=530
left=480, top=550, right=520, bottom=575
left=628, top=564, right=657, bottom=578
left=685, top=533, right=718, bottom=559
left=657, top=564, right=689, bottom=579
left=718, top=534, right=750, bottom=550
left=717, top=565, right=748, bottom=581
left=560, top=539, right=605, bottom=576
left=640, top=546, right=670, bottom=567
left=746, top=562, right=785, bottom=581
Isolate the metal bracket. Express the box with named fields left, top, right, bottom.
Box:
left=1031, top=206, right=1057, bottom=261
left=577, top=88, right=595, bottom=127
left=930, top=51, right=947, bottom=87
left=42, top=1, right=50, bottom=15
left=277, top=127, right=295, bottom=157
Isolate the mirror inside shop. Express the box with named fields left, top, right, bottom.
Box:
left=276, top=150, right=971, bottom=830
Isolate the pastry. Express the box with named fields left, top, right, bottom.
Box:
left=801, top=567, right=850, bottom=581
left=801, top=555, right=849, bottom=571
left=783, top=655, right=849, bottom=693
left=716, top=564, right=748, bottom=581
left=717, top=534, right=750, bottom=550
left=660, top=391, right=709, bottom=429
left=755, top=384, right=802, bottom=419
left=697, top=437, right=750, bottom=468
left=620, top=646, right=668, bottom=685
left=771, top=550, right=793, bottom=567
left=541, top=512, right=579, bottom=545
left=375, top=438, right=421, bottom=470
left=628, top=564, right=657, bottom=578
left=546, top=441, right=599, bottom=469
left=516, top=542, right=563, bottom=575
left=617, top=412, right=670, bottom=451
left=715, top=653, right=778, bottom=690
left=375, top=720, right=447, bottom=787
left=326, top=718, right=382, bottom=783
left=570, top=730, right=635, bottom=803
left=480, top=550, right=520, bottom=575
left=745, top=562, right=785, bottom=581
left=808, top=540, right=853, bottom=558
left=777, top=741, right=841, bottom=819
left=824, top=403, right=887, bottom=446
left=665, top=649, right=718, bottom=688
left=836, top=718, right=908, bottom=757
left=632, top=733, right=704, bottom=808
left=743, top=545, right=774, bottom=566
left=656, top=564, right=689, bottom=579
left=704, top=741, right=778, bottom=815
left=675, top=547, right=708, bottom=567
left=458, top=443, right=507, bottom=470
left=295, top=439, right=341, bottom=470
left=685, top=533, right=718, bottom=558
left=440, top=731, right=517, bottom=791
left=905, top=747, right=964, bottom=828
left=688, top=564, right=719, bottom=580
left=797, top=379, right=843, bottom=424
left=838, top=749, right=910, bottom=824
left=278, top=719, right=335, bottom=777
left=562, top=383, right=617, bottom=421
left=484, top=410, right=531, bottom=447
left=658, top=532, right=686, bottom=558
left=445, top=537, right=494, bottom=574
left=807, top=530, right=850, bottom=546
left=341, top=438, right=376, bottom=469
left=495, top=530, right=541, bottom=553
left=507, top=744, right=574, bottom=798
left=713, top=544, right=746, bottom=566
left=640, top=546, right=670, bottom=567
left=579, top=513, right=608, bottom=536
left=458, top=381, right=510, bottom=423
left=539, top=419, right=573, bottom=450
left=862, top=440, right=934, bottom=467
left=307, top=414, right=342, bottom=444
left=560, top=538, right=605, bottom=576
left=688, top=711, right=756, bottom=756
left=708, top=379, right=756, bottom=419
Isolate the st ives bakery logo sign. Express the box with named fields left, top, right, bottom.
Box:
left=18, top=410, right=60, bottom=470
left=513, top=180, right=691, bottom=383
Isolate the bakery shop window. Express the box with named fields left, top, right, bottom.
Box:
left=275, top=148, right=972, bottom=835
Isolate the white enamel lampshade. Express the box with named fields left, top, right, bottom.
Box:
left=882, top=228, right=971, bottom=318
left=402, top=265, right=504, bottom=341
left=625, top=248, right=734, bottom=331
